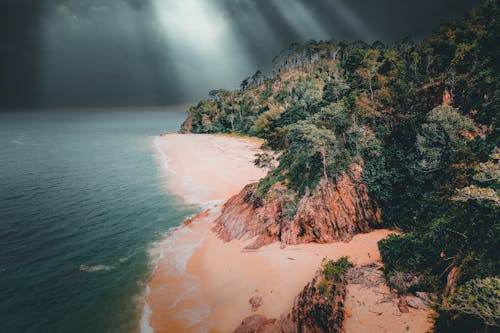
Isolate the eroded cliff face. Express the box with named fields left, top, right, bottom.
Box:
left=291, top=270, right=346, bottom=333
left=233, top=268, right=347, bottom=333
left=214, top=162, right=382, bottom=249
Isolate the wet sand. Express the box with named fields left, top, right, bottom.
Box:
left=147, top=133, right=267, bottom=332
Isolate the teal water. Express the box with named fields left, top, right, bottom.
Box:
left=0, top=111, right=196, bottom=333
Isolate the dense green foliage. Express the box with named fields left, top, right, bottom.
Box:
left=322, top=256, right=354, bottom=282
left=436, top=277, right=500, bottom=332
left=318, top=257, right=354, bottom=298
left=442, top=277, right=500, bottom=327
left=182, top=1, right=499, bottom=330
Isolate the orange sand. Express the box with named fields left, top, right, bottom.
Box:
left=188, top=226, right=395, bottom=332
left=345, top=283, right=434, bottom=333
left=146, top=133, right=433, bottom=333
left=155, top=133, right=266, bottom=205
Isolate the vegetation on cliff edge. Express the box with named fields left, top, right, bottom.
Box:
left=181, top=1, right=499, bottom=331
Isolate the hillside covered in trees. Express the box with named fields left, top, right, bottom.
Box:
left=181, top=1, right=499, bottom=331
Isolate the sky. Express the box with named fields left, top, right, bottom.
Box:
left=0, top=0, right=483, bottom=110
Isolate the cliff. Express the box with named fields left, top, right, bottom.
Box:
left=214, top=162, right=382, bottom=249
left=233, top=264, right=347, bottom=333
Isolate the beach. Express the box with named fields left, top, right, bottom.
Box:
left=147, top=133, right=433, bottom=333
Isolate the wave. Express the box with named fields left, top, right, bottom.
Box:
left=79, top=264, right=115, bottom=272
left=10, top=132, right=27, bottom=145
left=143, top=229, right=211, bottom=333
left=139, top=286, right=154, bottom=333
left=146, top=135, right=218, bottom=332
left=152, top=136, right=177, bottom=175
left=152, top=135, right=213, bottom=206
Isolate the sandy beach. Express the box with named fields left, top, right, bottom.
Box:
left=146, top=133, right=433, bottom=333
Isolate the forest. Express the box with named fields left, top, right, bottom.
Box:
left=181, top=1, right=499, bottom=331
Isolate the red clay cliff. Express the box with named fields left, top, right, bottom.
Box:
left=214, top=162, right=382, bottom=249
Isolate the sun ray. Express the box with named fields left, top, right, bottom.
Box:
left=151, top=0, right=255, bottom=95
left=270, top=0, right=330, bottom=41
left=325, top=0, right=378, bottom=42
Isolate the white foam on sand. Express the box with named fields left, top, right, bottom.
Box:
left=152, top=136, right=176, bottom=175
left=139, top=202, right=216, bottom=333
left=139, top=286, right=154, bottom=333
left=145, top=134, right=267, bottom=332
left=148, top=223, right=208, bottom=275
left=152, top=135, right=213, bottom=206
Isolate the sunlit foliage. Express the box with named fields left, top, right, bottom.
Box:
left=182, top=2, right=499, bottom=330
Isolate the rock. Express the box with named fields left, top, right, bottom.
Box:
left=181, top=209, right=210, bottom=227
left=398, top=298, right=410, bottom=313
left=415, top=292, right=429, bottom=300
left=249, top=296, right=263, bottom=311
left=291, top=270, right=346, bottom=333
left=404, top=292, right=432, bottom=309
left=443, top=89, right=453, bottom=105
left=214, top=162, right=382, bottom=249
left=406, top=296, right=428, bottom=310
left=233, top=314, right=277, bottom=333
left=233, top=268, right=347, bottom=333
left=415, top=292, right=431, bottom=303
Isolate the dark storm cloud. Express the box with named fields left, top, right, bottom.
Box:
left=223, top=0, right=483, bottom=66
left=0, top=1, right=43, bottom=109
left=39, top=0, right=189, bottom=108
left=0, top=0, right=483, bottom=109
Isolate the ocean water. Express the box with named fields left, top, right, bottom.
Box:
left=0, top=111, right=197, bottom=333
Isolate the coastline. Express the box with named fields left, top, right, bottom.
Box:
left=146, top=133, right=433, bottom=333
left=146, top=133, right=267, bottom=332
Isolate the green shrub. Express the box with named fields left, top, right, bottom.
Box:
left=441, top=277, right=500, bottom=328
left=323, top=256, right=354, bottom=282
left=283, top=195, right=299, bottom=221
left=318, top=280, right=329, bottom=296
left=254, top=171, right=284, bottom=200
left=378, top=233, right=435, bottom=274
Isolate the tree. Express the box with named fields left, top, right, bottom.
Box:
left=453, top=148, right=500, bottom=206
left=355, top=49, right=381, bottom=101
left=251, top=104, right=281, bottom=137
left=323, top=79, right=349, bottom=103
left=416, top=105, right=475, bottom=173
left=312, top=102, right=353, bottom=135
left=442, top=277, right=500, bottom=328
left=287, top=119, right=339, bottom=184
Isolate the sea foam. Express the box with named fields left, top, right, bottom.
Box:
left=78, top=264, right=115, bottom=272
left=139, top=285, right=154, bottom=333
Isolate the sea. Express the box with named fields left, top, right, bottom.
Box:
left=0, top=110, right=197, bottom=333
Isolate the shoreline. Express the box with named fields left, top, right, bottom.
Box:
left=146, top=133, right=433, bottom=333
left=146, top=133, right=267, bottom=332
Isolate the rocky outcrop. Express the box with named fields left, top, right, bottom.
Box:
left=214, top=162, right=382, bottom=249
left=182, top=209, right=210, bottom=227
left=291, top=270, right=347, bottom=333
left=232, top=314, right=281, bottom=333
left=233, top=268, right=347, bottom=333
left=442, top=89, right=453, bottom=106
